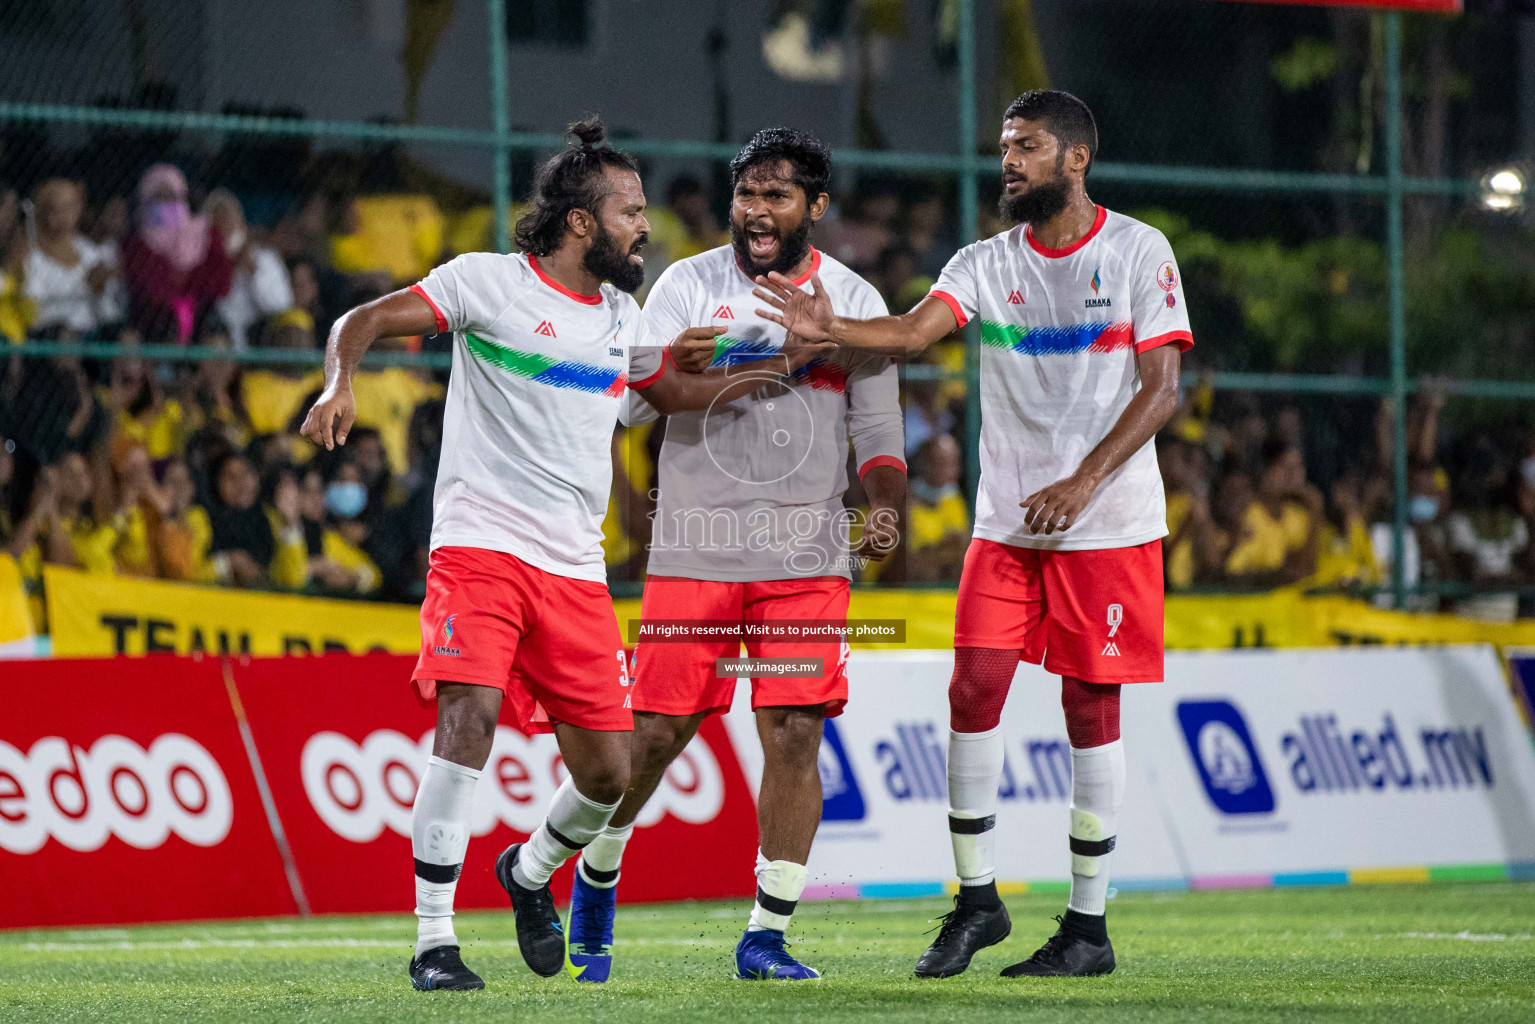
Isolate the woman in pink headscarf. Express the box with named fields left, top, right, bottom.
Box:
left=121, top=164, right=233, bottom=344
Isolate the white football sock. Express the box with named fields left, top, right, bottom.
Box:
left=1067, top=739, right=1125, bottom=917
left=511, top=777, right=620, bottom=889
left=748, top=853, right=808, bottom=933
left=947, top=727, right=1004, bottom=886
left=412, top=755, right=480, bottom=957
left=578, top=822, right=633, bottom=889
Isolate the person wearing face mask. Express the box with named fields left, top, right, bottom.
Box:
left=203, top=189, right=294, bottom=351
left=308, top=461, right=381, bottom=595
left=1369, top=464, right=1442, bottom=609
left=122, top=164, right=233, bottom=344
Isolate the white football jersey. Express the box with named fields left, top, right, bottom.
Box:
left=930, top=206, right=1193, bottom=551
left=412, top=252, right=645, bottom=581
left=631, top=246, right=905, bottom=580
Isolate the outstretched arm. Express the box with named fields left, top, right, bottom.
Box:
left=1019, top=345, right=1182, bottom=537
left=753, top=270, right=958, bottom=357
left=636, top=330, right=833, bottom=415
left=300, top=289, right=439, bottom=449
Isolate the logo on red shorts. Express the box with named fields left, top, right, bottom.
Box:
left=1102, top=603, right=1123, bottom=657
left=433, top=614, right=462, bottom=658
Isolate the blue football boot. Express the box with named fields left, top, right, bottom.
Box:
left=734, top=928, right=820, bottom=981
left=564, top=860, right=617, bottom=983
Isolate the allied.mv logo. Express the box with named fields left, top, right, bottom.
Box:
left=818, top=720, right=866, bottom=822
left=1176, top=700, right=1277, bottom=815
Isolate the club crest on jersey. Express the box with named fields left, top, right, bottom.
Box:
left=534, top=320, right=557, bottom=337
left=1156, top=261, right=1178, bottom=292
left=434, top=614, right=462, bottom=657
left=712, top=304, right=734, bottom=319
left=1085, top=266, right=1112, bottom=308
left=1006, top=289, right=1025, bottom=305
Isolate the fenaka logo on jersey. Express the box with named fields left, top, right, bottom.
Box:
left=1085, top=266, right=1111, bottom=308
left=712, top=304, right=734, bottom=319
left=1006, top=289, right=1025, bottom=305
left=1102, top=603, right=1123, bottom=656
left=433, top=614, right=461, bottom=657
left=1176, top=700, right=1278, bottom=815
left=534, top=320, right=557, bottom=338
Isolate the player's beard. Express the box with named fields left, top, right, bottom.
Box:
left=999, top=153, right=1072, bottom=226
left=584, top=224, right=647, bottom=294
left=730, top=216, right=812, bottom=279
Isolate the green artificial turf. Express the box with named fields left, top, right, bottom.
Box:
left=2, top=883, right=1533, bottom=1022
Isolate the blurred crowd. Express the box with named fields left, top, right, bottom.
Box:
left=2, top=162, right=1534, bottom=628
left=1155, top=379, right=1535, bottom=622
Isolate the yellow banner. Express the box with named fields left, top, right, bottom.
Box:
left=44, top=565, right=421, bottom=657
left=44, top=566, right=1535, bottom=658
left=0, top=554, right=34, bottom=650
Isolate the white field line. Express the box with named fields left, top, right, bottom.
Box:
left=11, top=936, right=723, bottom=953
left=1399, top=931, right=1533, bottom=942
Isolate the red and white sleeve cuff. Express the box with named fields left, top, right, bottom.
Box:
left=1134, top=330, right=1194, bottom=354
left=928, top=290, right=970, bottom=329
left=858, top=455, right=908, bottom=480
left=408, top=284, right=449, bottom=334
left=629, top=349, right=672, bottom=390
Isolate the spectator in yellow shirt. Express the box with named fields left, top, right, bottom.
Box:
left=1312, top=475, right=1382, bottom=591
left=102, top=354, right=186, bottom=461
left=1224, top=439, right=1323, bottom=585
left=205, top=452, right=306, bottom=589
left=44, top=451, right=124, bottom=574
left=904, top=434, right=970, bottom=583
left=154, top=457, right=217, bottom=584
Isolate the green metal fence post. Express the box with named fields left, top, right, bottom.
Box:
left=488, top=0, right=512, bottom=253
left=958, top=0, right=982, bottom=506
left=1385, top=12, right=1408, bottom=609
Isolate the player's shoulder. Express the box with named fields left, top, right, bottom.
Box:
left=648, top=244, right=727, bottom=298
left=812, top=249, right=882, bottom=303
left=600, top=283, right=642, bottom=317
left=438, top=249, right=530, bottom=281
left=952, top=224, right=1027, bottom=265
left=1100, top=208, right=1174, bottom=257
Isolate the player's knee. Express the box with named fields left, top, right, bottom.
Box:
left=433, top=689, right=500, bottom=763
left=573, top=759, right=630, bottom=806
left=1061, top=677, right=1122, bottom=747
left=760, top=707, right=825, bottom=772
left=631, top=712, right=697, bottom=772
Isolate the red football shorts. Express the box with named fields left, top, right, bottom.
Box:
left=412, top=546, right=631, bottom=733
left=954, top=538, right=1164, bottom=684
left=631, top=576, right=851, bottom=718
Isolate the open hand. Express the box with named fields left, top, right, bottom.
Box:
left=753, top=270, right=836, bottom=344
left=1020, top=473, right=1100, bottom=536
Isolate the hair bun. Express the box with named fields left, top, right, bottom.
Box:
left=567, top=115, right=607, bottom=151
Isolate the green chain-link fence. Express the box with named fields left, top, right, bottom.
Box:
left=1, top=0, right=1530, bottom=614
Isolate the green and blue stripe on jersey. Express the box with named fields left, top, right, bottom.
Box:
left=708, top=336, right=847, bottom=394
left=465, top=332, right=627, bottom=396
left=979, top=319, right=1134, bottom=355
